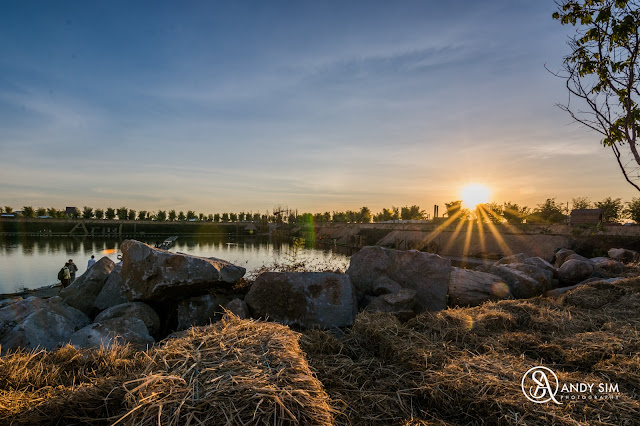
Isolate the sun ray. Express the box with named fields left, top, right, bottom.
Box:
left=422, top=209, right=464, bottom=251
left=440, top=215, right=468, bottom=255
left=463, top=217, right=474, bottom=257
left=478, top=206, right=513, bottom=256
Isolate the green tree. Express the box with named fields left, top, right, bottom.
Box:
left=94, top=208, right=104, bottom=219
left=529, top=198, right=566, bottom=223
left=221, top=213, right=229, bottom=222
left=553, top=1, right=640, bottom=191
left=168, top=210, right=177, bottom=221
left=156, top=210, right=167, bottom=221
left=332, top=211, right=348, bottom=223
left=105, top=208, right=116, bottom=220
left=444, top=200, right=469, bottom=221
left=22, top=206, right=35, bottom=218
left=214, top=213, right=221, bottom=222
left=595, top=197, right=624, bottom=222
left=47, top=207, right=58, bottom=218
left=116, top=207, right=128, bottom=221
left=572, top=197, right=592, bottom=210
left=229, top=212, right=238, bottom=222
left=178, top=211, right=186, bottom=221
left=36, top=207, right=46, bottom=217
left=476, top=203, right=503, bottom=223
left=502, top=202, right=529, bottom=224
left=186, top=210, right=197, bottom=220
left=625, top=197, right=640, bottom=222
left=400, top=205, right=425, bottom=220
left=207, top=214, right=213, bottom=221
left=359, top=206, right=373, bottom=223
left=4, top=206, right=13, bottom=214
left=128, top=209, right=137, bottom=221
left=139, top=210, right=149, bottom=220
left=198, top=213, right=205, bottom=221
left=82, top=206, right=93, bottom=219
left=373, top=207, right=399, bottom=222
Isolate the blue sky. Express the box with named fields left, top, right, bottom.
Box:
left=1, top=0, right=637, bottom=215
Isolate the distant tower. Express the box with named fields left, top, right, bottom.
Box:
left=433, top=205, right=439, bottom=218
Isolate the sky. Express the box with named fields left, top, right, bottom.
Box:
left=1, top=0, right=639, bottom=215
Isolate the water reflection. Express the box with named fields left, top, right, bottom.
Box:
left=0, top=236, right=352, bottom=293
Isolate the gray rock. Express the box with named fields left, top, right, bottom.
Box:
left=608, top=248, right=640, bottom=263
left=448, top=267, right=512, bottom=307
left=176, top=293, right=240, bottom=330
left=223, top=298, right=249, bottom=319
left=524, top=257, right=558, bottom=277
left=69, top=317, right=154, bottom=350
left=60, top=257, right=115, bottom=315
left=347, top=246, right=451, bottom=312
left=245, top=272, right=357, bottom=329
left=93, top=265, right=129, bottom=311
left=372, top=276, right=402, bottom=296
left=566, top=253, right=592, bottom=263
left=554, top=248, right=577, bottom=268
left=94, top=302, right=160, bottom=337
left=489, top=265, right=549, bottom=299
left=494, top=253, right=527, bottom=266
left=0, top=296, right=90, bottom=352
left=558, top=259, right=595, bottom=284
left=366, top=288, right=417, bottom=318
left=119, top=240, right=246, bottom=302
left=506, top=263, right=553, bottom=289
left=590, top=257, right=624, bottom=275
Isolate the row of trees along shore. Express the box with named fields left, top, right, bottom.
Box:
left=3, top=197, right=640, bottom=224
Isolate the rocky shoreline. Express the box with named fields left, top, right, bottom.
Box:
left=1, top=239, right=638, bottom=353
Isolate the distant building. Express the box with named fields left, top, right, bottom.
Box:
left=570, top=209, right=603, bottom=225
left=65, top=207, right=78, bottom=217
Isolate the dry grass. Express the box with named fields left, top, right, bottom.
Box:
left=1, top=277, right=639, bottom=425
left=301, top=276, right=640, bottom=425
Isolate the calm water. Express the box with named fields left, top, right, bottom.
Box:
left=0, top=236, right=352, bottom=294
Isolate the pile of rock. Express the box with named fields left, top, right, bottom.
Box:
left=1, top=242, right=637, bottom=353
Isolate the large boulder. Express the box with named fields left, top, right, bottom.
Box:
left=448, top=267, right=511, bottom=307
left=176, top=292, right=244, bottom=330
left=245, top=272, right=357, bottom=329
left=94, top=302, right=160, bottom=337
left=223, top=298, right=249, bottom=319
left=119, top=240, right=246, bottom=302
left=590, top=257, right=624, bottom=275
left=608, top=248, right=640, bottom=263
left=558, top=259, right=594, bottom=285
left=93, top=265, right=128, bottom=311
left=0, top=296, right=90, bottom=352
left=69, top=317, right=154, bottom=350
left=347, top=246, right=451, bottom=312
left=60, top=257, right=115, bottom=315
left=489, top=265, right=550, bottom=299
left=554, top=248, right=577, bottom=268
left=523, top=257, right=558, bottom=277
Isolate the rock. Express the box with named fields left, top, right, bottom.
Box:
left=94, top=302, right=160, bottom=337
left=608, top=248, right=640, bottom=263
left=245, top=272, right=357, bottom=329
left=558, top=259, right=594, bottom=284
left=365, top=289, right=417, bottom=320
left=119, top=240, right=246, bottom=302
left=523, top=257, right=558, bottom=277
left=347, top=246, right=451, bottom=312
left=372, top=276, right=402, bottom=295
left=176, top=293, right=242, bottom=330
left=506, top=264, right=553, bottom=288
left=554, top=248, right=577, bottom=268
left=223, top=298, right=249, bottom=319
left=590, top=257, right=624, bottom=275
left=493, top=253, right=527, bottom=266
left=0, top=296, right=90, bottom=352
left=489, top=265, right=549, bottom=299
left=93, top=265, right=129, bottom=311
left=60, top=257, right=115, bottom=316
left=544, top=277, right=627, bottom=297
left=565, top=253, right=592, bottom=263
left=448, top=267, right=511, bottom=307
left=69, top=317, right=154, bottom=350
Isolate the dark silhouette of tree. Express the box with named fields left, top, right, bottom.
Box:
left=105, top=208, right=116, bottom=220
left=82, top=206, right=93, bottom=219
left=168, top=210, right=177, bottom=221
left=22, top=206, right=35, bottom=218
left=502, top=202, right=529, bottom=224
left=94, top=208, right=104, bottom=219
left=595, top=197, right=624, bottom=222
left=116, top=207, right=128, bottom=221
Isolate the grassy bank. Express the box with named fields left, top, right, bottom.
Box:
left=1, top=277, right=639, bottom=424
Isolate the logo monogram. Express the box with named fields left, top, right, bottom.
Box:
left=521, top=366, right=563, bottom=404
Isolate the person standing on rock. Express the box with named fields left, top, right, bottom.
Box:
left=61, top=262, right=71, bottom=287
left=68, top=259, right=78, bottom=283
left=87, top=255, right=96, bottom=269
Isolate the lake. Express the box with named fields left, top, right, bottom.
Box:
left=0, top=236, right=352, bottom=294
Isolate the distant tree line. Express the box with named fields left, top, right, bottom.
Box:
left=3, top=197, right=640, bottom=224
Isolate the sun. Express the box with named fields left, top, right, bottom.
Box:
left=460, top=183, right=491, bottom=209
